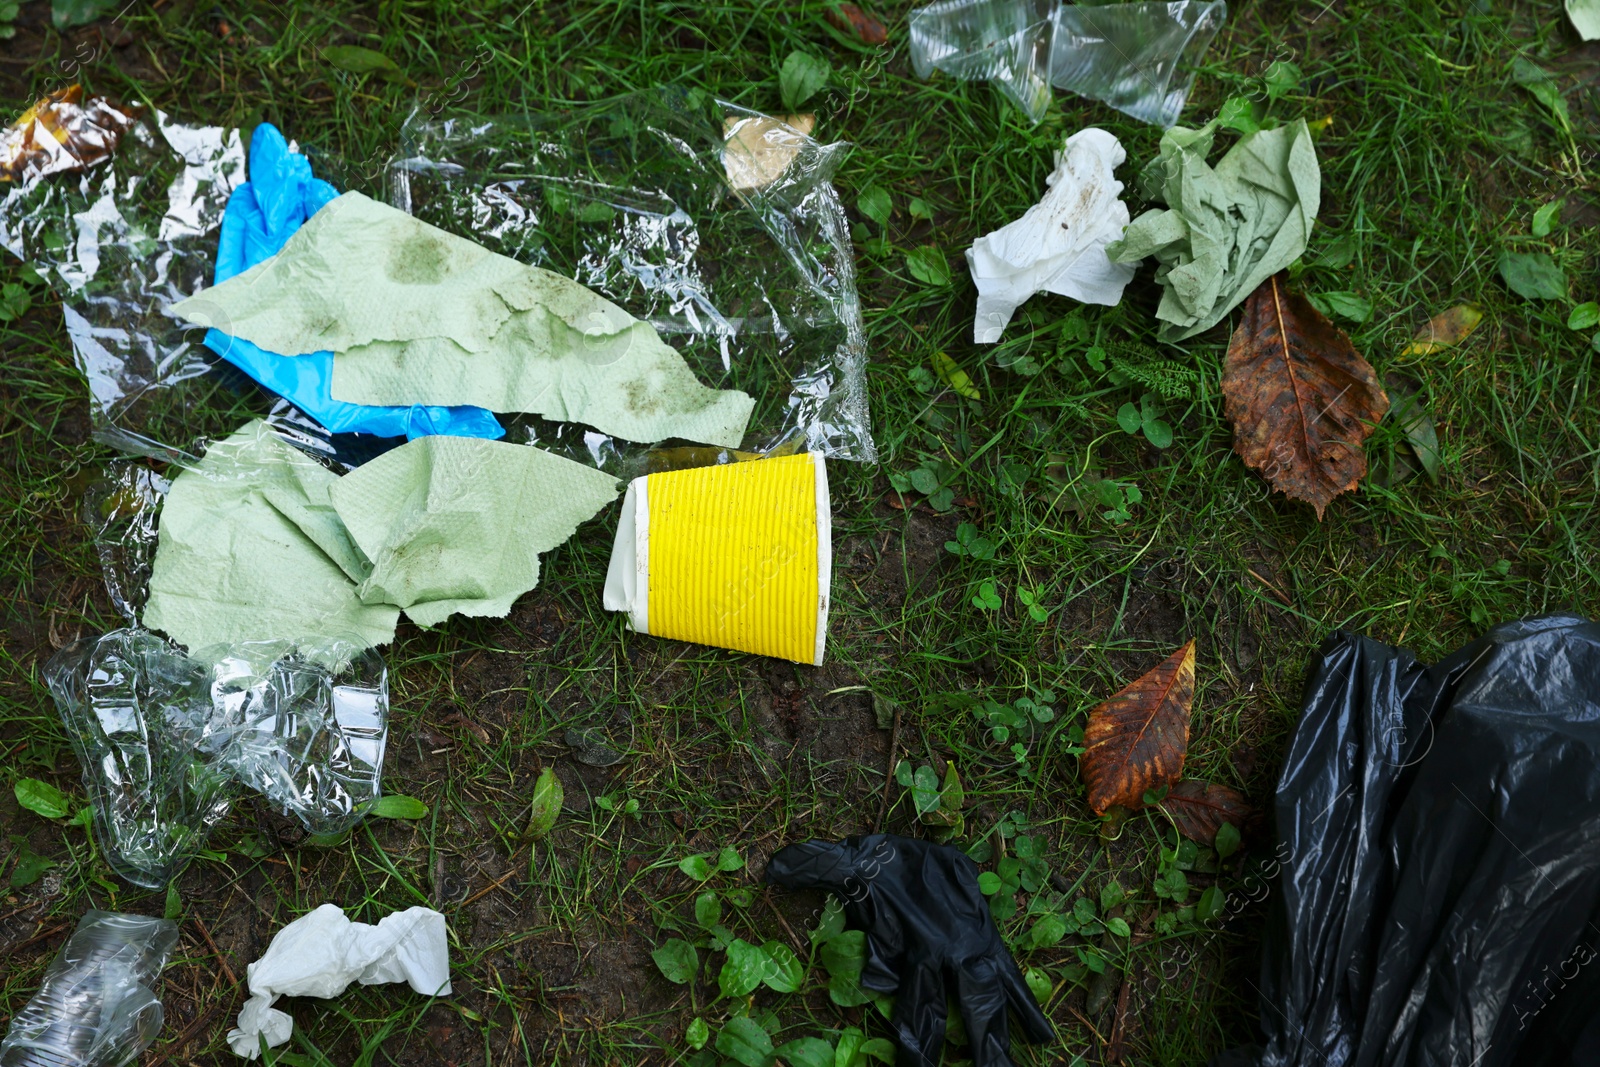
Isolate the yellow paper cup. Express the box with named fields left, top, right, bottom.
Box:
left=603, top=453, right=830, bottom=664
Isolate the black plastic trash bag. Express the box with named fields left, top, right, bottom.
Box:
left=1228, top=614, right=1600, bottom=1067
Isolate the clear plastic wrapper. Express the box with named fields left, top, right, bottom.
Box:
left=908, top=0, right=1226, bottom=127
left=0, top=910, right=177, bottom=1067
left=0, top=88, right=874, bottom=471
left=387, top=92, right=875, bottom=472
left=44, top=628, right=388, bottom=889
left=1050, top=2, right=1227, bottom=128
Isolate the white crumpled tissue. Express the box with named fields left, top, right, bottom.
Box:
left=228, top=904, right=451, bottom=1059
left=965, top=127, right=1136, bottom=344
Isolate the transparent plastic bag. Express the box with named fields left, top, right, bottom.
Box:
left=908, top=0, right=1226, bottom=127
left=1050, top=2, right=1227, bottom=127
left=0, top=88, right=874, bottom=471
left=44, top=628, right=388, bottom=888
left=386, top=91, right=875, bottom=470
left=0, top=910, right=178, bottom=1067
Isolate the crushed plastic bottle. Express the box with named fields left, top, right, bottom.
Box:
left=45, top=628, right=389, bottom=889
left=908, top=0, right=1226, bottom=126
left=0, top=911, right=178, bottom=1067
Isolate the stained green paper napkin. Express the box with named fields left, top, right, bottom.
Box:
left=144, top=421, right=399, bottom=662
left=328, top=436, right=620, bottom=627
left=172, top=191, right=755, bottom=447
left=1107, top=119, right=1320, bottom=342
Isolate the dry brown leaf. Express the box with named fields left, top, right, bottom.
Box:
left=722, top=113, right=816, bottom=192
left=1223, top=273, right=1389, bottom=520
left=1081, top=640, right=1195, bottom=815
left=1159, top=780, right=1253, bottom=845
left=826, top=2, right=888, bottom=45
left=1399, top=305, right=1483, bottom=356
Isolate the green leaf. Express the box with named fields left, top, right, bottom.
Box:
left=14, top=779, right=70, bottom=820
left=857, top=186, right=892, bottom=228
left=907, top=467, right=940, bottom=495
left=1263, top=59, right=1302, bottom=101
left=0, top=283, right=31, bottom=323
left=905, top=245, right=952, bottom=286
left=811, top=898, right=847, bottom=943
left=1511, top=58, right=1570, bottom=134
left=525, top=768, right=563, bottom=840
left=679, top=853, right=716, bottom=880
left=50, top=0, right=116, bottom=30
left=1316, top=290, right=1374, bottom=323
left=716, top=845, right=744, bottom=872
left=322, top=44, right=408, bottom=83
left=1024, top=966, right=1053, bottom=1005
left=1567, top=302, right=1600, bottom=331
left=717, top=1016, right=776, bottom=1067
left=1532, top=199, right=1563, bottom=238
left=858, top=1038, right=896, bottom=1063
left=977, top=871, right=1003, bottom=895
left=1215, top=821, right=1242, bottom=860
left=760, top=940, right=805, bottom=992
left=779, top=51, right=831, bottom=112
left=777, top=1038, right=834, bottom=1067
left=686, top=1017, right=710, bottom=1050
left=1116, top=403, right=1142, bottom=435
left=1498, top=252, right=1567, bottom=300
left=1106, top=917, right=1132, bottom=937
left=1197, top=885, right=1226, bottom=921
left=694, top=890, right=722, bottom=930
left=1316, top=233, right=1359, bottom=269
left=1217, top=96, right=1260, bottom=135
left=931, top=351, right=980, bottom=399
left=1100, top=881, right=1126, bottom=911
left=651, top=938, right=698, bottom=984
left=1387, top=381, right=1441, bottom=483
left=908, top=197, right=934, bottom=221
left=910, top=765, right=941, bottom=815
left=1143, top=417, right=1174, bottom=450
left=719, top=938, right=769, bottom=998
left=369, top=795, right=428, bottom=819
left=8, top=842, right=54, bottom=888
left=1028, top=914, right=1068, bottom=948
left=164, top=882, right=183, bottom=921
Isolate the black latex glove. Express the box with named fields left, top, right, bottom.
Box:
left=766, top=833, right=1055, bottom=1067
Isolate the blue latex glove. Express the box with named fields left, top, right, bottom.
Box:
left=202, top=124, right=503, bottom=442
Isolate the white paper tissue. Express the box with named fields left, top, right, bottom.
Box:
left=965, top=127, right=1135, bottom=344
left=228, top=904, right=451, bottom=1058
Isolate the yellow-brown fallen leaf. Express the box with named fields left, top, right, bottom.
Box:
left=1399, top=304, right=1483, bottom=356
left=932, top=351, right=981, bottom=400
left=1223, top=273, right=1389, bottom=520
left=722, top=113, right=816, bottom=192
left=1081, top=640, right=1195, bottom=814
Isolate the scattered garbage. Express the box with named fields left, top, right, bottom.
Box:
left=966, top=127, right=1134, bottom=343
left=604, top=452, right=830, bottom=664
left=909, top=0, right=1226, bottom=126
left=45, top=628, right=388, bottom=888
left=178, top=190, right=757, bottom=448
left=1226, top=615, right=1600, bottom=1066
left=203, top=123, right=503, bottom=442
left=0, top=85, right=138, bottom=182
left=1, top=89, right=875, bottom=467
left=723, top=113, right=818, bottom=192
left=0, top=910, right=178, bottom=1067
left=1107, top=117, right=1320, bottom=341
left=229, top=904, right=451, bottom=1059
left=767, top=834, right=1055, bottom=1066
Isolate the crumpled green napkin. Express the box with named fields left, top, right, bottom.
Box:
left=328, top=435, right=620, bottom=627
left=144, top=421, right=399, bottom=663
left=171, top=191, right=755, bottom=447
left=1107, top=119, right=1320, bottom=342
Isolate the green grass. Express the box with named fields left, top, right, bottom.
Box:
left=1, top=1, right=1597, bottom=1064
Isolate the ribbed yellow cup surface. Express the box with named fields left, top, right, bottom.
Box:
left=646, top=453, right=819, bottom=663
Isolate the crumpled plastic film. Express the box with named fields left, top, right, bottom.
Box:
left=908, top=0, right=1226, bottom=127
left=44, top=628, right=389, bottom=888
left=0, top=91, right=394, bottom=465
left=386, top=91, right=876, bottom=471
